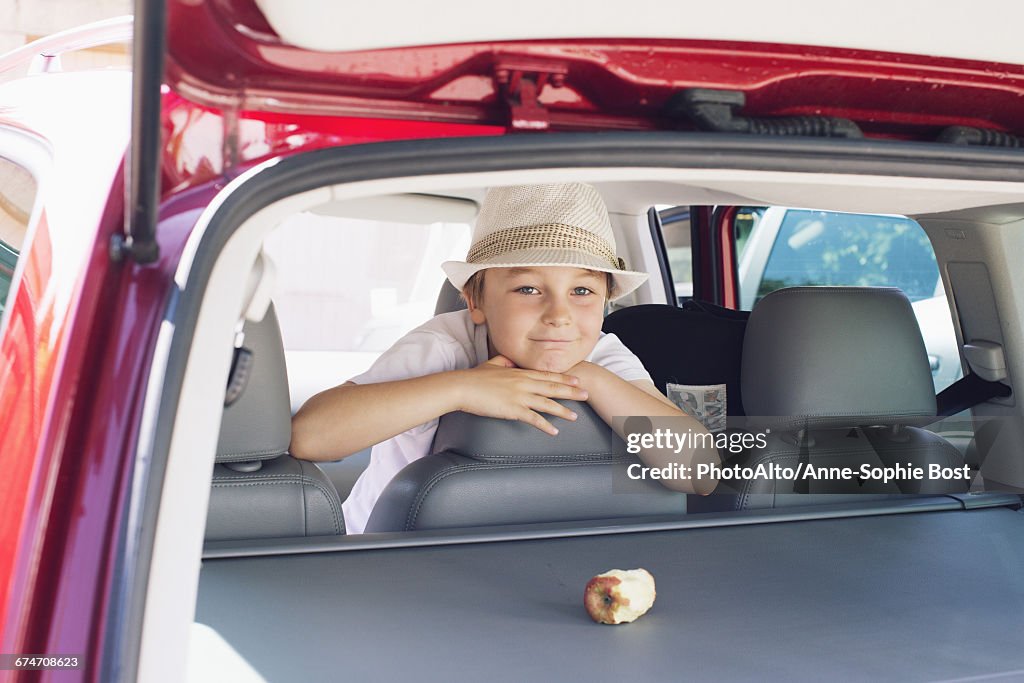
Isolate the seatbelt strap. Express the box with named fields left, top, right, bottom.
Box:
left=225, top=320, right=254, bottom=407
left=224, top=252, right=274, bottom=407
left=936, top=373, right=1011, bottom=417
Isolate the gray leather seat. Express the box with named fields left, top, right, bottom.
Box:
left=364, top=402, right=686, bottom=533
left=206, top=306, right=345, bottom=540
left=723, top=286, right=967, bottom=510
left=434, top=280, right=467, bottom=315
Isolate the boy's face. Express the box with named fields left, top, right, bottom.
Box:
left=467, top=266, right=608, bottom=373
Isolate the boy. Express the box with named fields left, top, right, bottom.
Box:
left=291, top=182, right=716, bottom=534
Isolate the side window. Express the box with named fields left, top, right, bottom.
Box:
left=657, top=207, right=692, bottom=303
left=264, top=211, right=471, bottom=412
left=735, top=206, right=961, bottom=392
left=0, top=157, right=38, bottom=316
left=734, top=207, right=766, bottom=265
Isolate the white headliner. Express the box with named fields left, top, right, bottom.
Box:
left=317, top=169, right=1024, bottom=224
left=255, top=0, right=1024, bottom=66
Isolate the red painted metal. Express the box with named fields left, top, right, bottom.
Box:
left=0, top=168, right=213, bottom=680
left=165, top=0, right=1024, bottom=140
left=161, top=92, right=505, bottom=196
left=0, top=184, right=132, bottom=677
left=689, top=206, right=714, bottom=303
left=0, top=209, right=52, bottom=638
left=716, top=206, right=740, bottom=309
left=0, top=72, right=189, bottom=679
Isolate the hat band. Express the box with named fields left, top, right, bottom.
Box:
left=466, top=223, right=619, bottom=269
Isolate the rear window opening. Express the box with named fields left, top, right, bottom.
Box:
left=121, top=137, right=1024, bottom=683
left=120, top=139, right=1024, bottom=602
left=177, top=162, right=1021, bottom=552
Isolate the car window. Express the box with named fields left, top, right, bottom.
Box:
left=735, top=206, right=962, bottom=393
left=0, top=156, right=38, bottom=316
left=656, top=206, right=693, bottom=303
left=263, top=211, right=471, bottom=412
left=745, top=209, right=940, bottom=304
left=734, top=207, right=765, bottom=264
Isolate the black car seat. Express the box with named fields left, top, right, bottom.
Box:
left=206, top=304, right=345, bottom=540
left=364, top=401, right=686, bottom=533
left=603, top=301, right=749, bottom=415
left=725, top=286, right=968, bottom=510
left=603, top=301, right=750, bottom=513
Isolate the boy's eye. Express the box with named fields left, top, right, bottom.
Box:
left=573, top=287, right=595, bottom=296
left=515, top=286, right=540, bottom=295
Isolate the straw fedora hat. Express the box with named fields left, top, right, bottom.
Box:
left=442, top=183, right=649, bottom=301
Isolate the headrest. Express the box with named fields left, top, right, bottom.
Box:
left=431, top=400, right=612, bottom=461
left=434, top=280, right=468, bottom=316
left=366, top=401, right=683, bottom=533
left=741, top=287, right=936, bottom=430
left=216, top=305, right=292, bottom=463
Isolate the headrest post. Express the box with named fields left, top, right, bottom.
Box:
left=224, top=460, right=263, bottom=473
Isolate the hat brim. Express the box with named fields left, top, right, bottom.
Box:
left=442, top=248, right=649, bottom=302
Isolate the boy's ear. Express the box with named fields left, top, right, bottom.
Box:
left=464, top=290, right=487, bottom=327
left=465, top=294, right=487, bottom=325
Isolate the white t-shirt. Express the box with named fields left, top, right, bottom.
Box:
left=341, top=310, right=652, bottom=534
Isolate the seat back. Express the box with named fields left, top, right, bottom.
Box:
left=434, top=279, right=468, bottom=315
left=364, top=402, right=686, bottom=533
left=206, top=305, right=345, bottom=540
left=603, top=301, right=748, bottom=416
left=729, top=286, right=967, bottom=510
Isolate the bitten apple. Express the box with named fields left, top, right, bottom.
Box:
left=584, top=568, right=656, bottom=624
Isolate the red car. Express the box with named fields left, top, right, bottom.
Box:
left=3, top=2, right=1024, bottom=680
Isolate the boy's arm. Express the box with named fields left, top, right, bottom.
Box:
left=290, top=358, right=588, bottom=462
left=290, top=374, right=463, bottom=462
left=570, top=361, right=720, bottom=494
left=569, top=360, right=689, bottom=422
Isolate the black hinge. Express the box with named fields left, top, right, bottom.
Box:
left=494, top=59, right=569, bottom=131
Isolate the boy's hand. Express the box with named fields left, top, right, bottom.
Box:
left=455, top=355, right=589, bottom=435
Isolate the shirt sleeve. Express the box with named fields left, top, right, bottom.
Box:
left=590, top=332, right=653, bottom=384
left=348, top=329, right=458, bottom=386
left=347, top=329, right=460, bottom=436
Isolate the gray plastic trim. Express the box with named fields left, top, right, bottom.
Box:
left=200, top=493, right=1021, bottom=559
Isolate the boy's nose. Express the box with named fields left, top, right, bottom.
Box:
left=543, top=297, right=572, bottom=326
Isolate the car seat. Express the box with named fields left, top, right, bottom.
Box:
left=206, top=304, right=345, bottom=540
left=725, top=286, right=968, bottom=510
left=363, top=401, right=687, bottom=533
left=434, top=280, right=467, bottom=315
left=603, top=301, right=751, bottom=513
left=602, top=301, right=748, bottom=415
